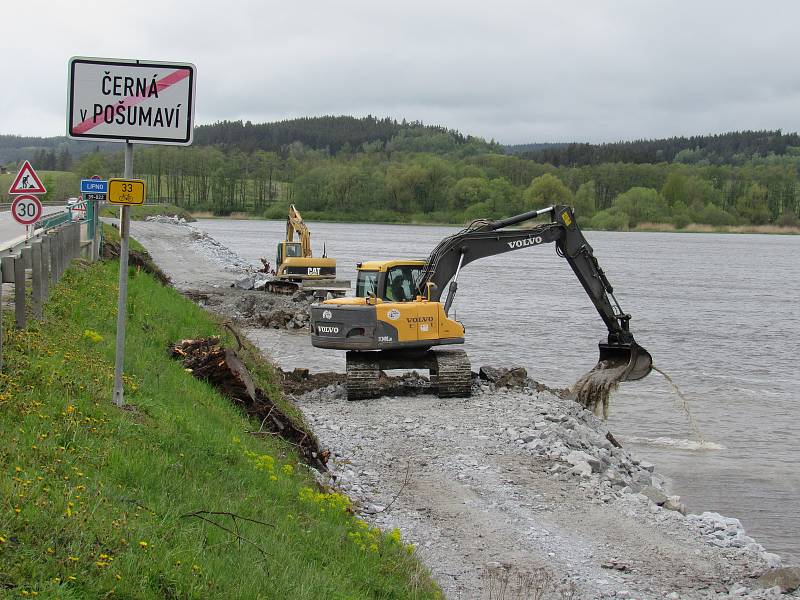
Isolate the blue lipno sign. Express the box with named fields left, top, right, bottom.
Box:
left=80, top=179, right=108, bottom=194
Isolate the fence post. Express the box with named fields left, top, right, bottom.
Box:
left=73, top=222, right=80, bottom=261
left=67, top=223, right=74, bottom=262
left=56, top=229, right=64, bottom=282
left=73, top=222, right=79, bottom=260
left=41, top=236, right=50, bottom=301
left=92, top=199, right=101, bottom=261
left=31, top=241, right=43, bottom=320
left=49, top=232, right=59, bottom=286
left=1, top=256, right=13, bottom=284
left=14, top=250, right=27, bottom=329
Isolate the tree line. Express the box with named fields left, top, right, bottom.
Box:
left=71, top=127, right=800, bottom=229
left=520, top=130, right=800, bottom=167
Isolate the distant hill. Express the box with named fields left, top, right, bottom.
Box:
left=1, top=115, right=497, bottom=166
left=518, top=130, right=800, bottom=166
left=0, top=135, right=117, bottom=167
left=503, top=142, right=567, bottom=155
left=193, top=115, right=497, bottom=155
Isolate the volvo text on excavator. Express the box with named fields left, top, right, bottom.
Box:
left=267, top=204, right=348, bottom=295
left=309, top=205, right=652, bottom=400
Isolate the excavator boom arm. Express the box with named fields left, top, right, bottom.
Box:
left=286, top=204, right=312, bottom=257
left=421, top=205, right=633, bottom=342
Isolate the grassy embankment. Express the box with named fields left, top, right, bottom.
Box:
left=0, top=229, right=439, bottom=599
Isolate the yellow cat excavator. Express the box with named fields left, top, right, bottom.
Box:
left=310, top=205, right=652, bottom=400
left=267, top=205, right=346, bottom=295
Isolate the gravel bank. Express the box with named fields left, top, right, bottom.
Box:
left=298, top=380, right=788, bottom=599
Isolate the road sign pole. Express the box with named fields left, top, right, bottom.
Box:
left=112, top=142, right=133, bottom=407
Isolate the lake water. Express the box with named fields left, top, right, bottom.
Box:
left=197, top=218, right=800, bottom=562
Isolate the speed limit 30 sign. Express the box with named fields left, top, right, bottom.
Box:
left=11, top=194, right=43, bottom=225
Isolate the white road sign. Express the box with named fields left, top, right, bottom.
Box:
left=67, top=56, right=196, bottom=145
left=11, top=195, right=43, bottom=225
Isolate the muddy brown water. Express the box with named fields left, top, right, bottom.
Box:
left=197, top=218, right=800, bottom=562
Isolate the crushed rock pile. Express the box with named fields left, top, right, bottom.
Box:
left=297, top=375, right=788, bottom=599
left=144, top=215, right=190, bottom=224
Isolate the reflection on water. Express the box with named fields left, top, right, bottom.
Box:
left=199, top=218, right=800, bottom=562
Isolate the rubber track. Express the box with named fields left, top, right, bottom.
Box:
left=434, top=349, right=472, bottom=398
left=346, top=354, right=381, bottom=401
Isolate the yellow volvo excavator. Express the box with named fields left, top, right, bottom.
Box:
left=268, top=205, right=345, bottom=294
left=310, top=205, right=652, bottom=400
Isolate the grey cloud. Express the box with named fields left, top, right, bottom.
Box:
left=2, top=0, right=800, bottom=143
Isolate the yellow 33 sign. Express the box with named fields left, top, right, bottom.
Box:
left=108, top=178, right=146, bottom=205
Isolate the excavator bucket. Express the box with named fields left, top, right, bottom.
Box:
left=598, top=342, right=652, bottom=381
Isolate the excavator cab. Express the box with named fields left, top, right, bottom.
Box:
left=276, top=241, right=303, bottom=269
left=354, top=262, right=424, bottom=302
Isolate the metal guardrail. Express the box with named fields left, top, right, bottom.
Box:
left=0, top=211, right=101, bottom=370
left=0, top=200, right=79, bottom=211
left=37, top=210, right=72, bottom=230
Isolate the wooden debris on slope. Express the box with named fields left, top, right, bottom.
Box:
left=102, top=239, right=172, bottom=286
left=170, top=336, right=328, bottom=471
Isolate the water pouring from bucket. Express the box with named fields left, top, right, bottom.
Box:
left=573, top=340, right=653, bottom=419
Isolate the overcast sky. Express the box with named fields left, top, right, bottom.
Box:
left=3, top=0, right=799, bottom=144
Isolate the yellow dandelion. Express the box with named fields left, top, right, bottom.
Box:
left=138, top=540, right=148, bottom=549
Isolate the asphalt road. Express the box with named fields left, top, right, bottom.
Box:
left=0, top=205, right=69, bottom=250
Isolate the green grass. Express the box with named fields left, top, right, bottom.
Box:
left=0, top=255, right=439, bottom=598
left=98, top=204, right=196, bottom=223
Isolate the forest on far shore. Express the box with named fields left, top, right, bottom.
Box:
left=3, top=117, right=799, bottom=230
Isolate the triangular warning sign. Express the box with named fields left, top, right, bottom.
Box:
left=9, top=160, right=47, bottom=194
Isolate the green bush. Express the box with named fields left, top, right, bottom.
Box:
left=612, top=187, right=668, bottom=226
left=574, top=181, right=597, bottom=220
left=261, top=203, right=289, bottom=219
left=672, top=212, right=691, bottom=229
left=697, top=203, right=737, bottom=226
left=463, top=201, right=492, bottom=222
left=589, top=208, right=630, bottom=231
